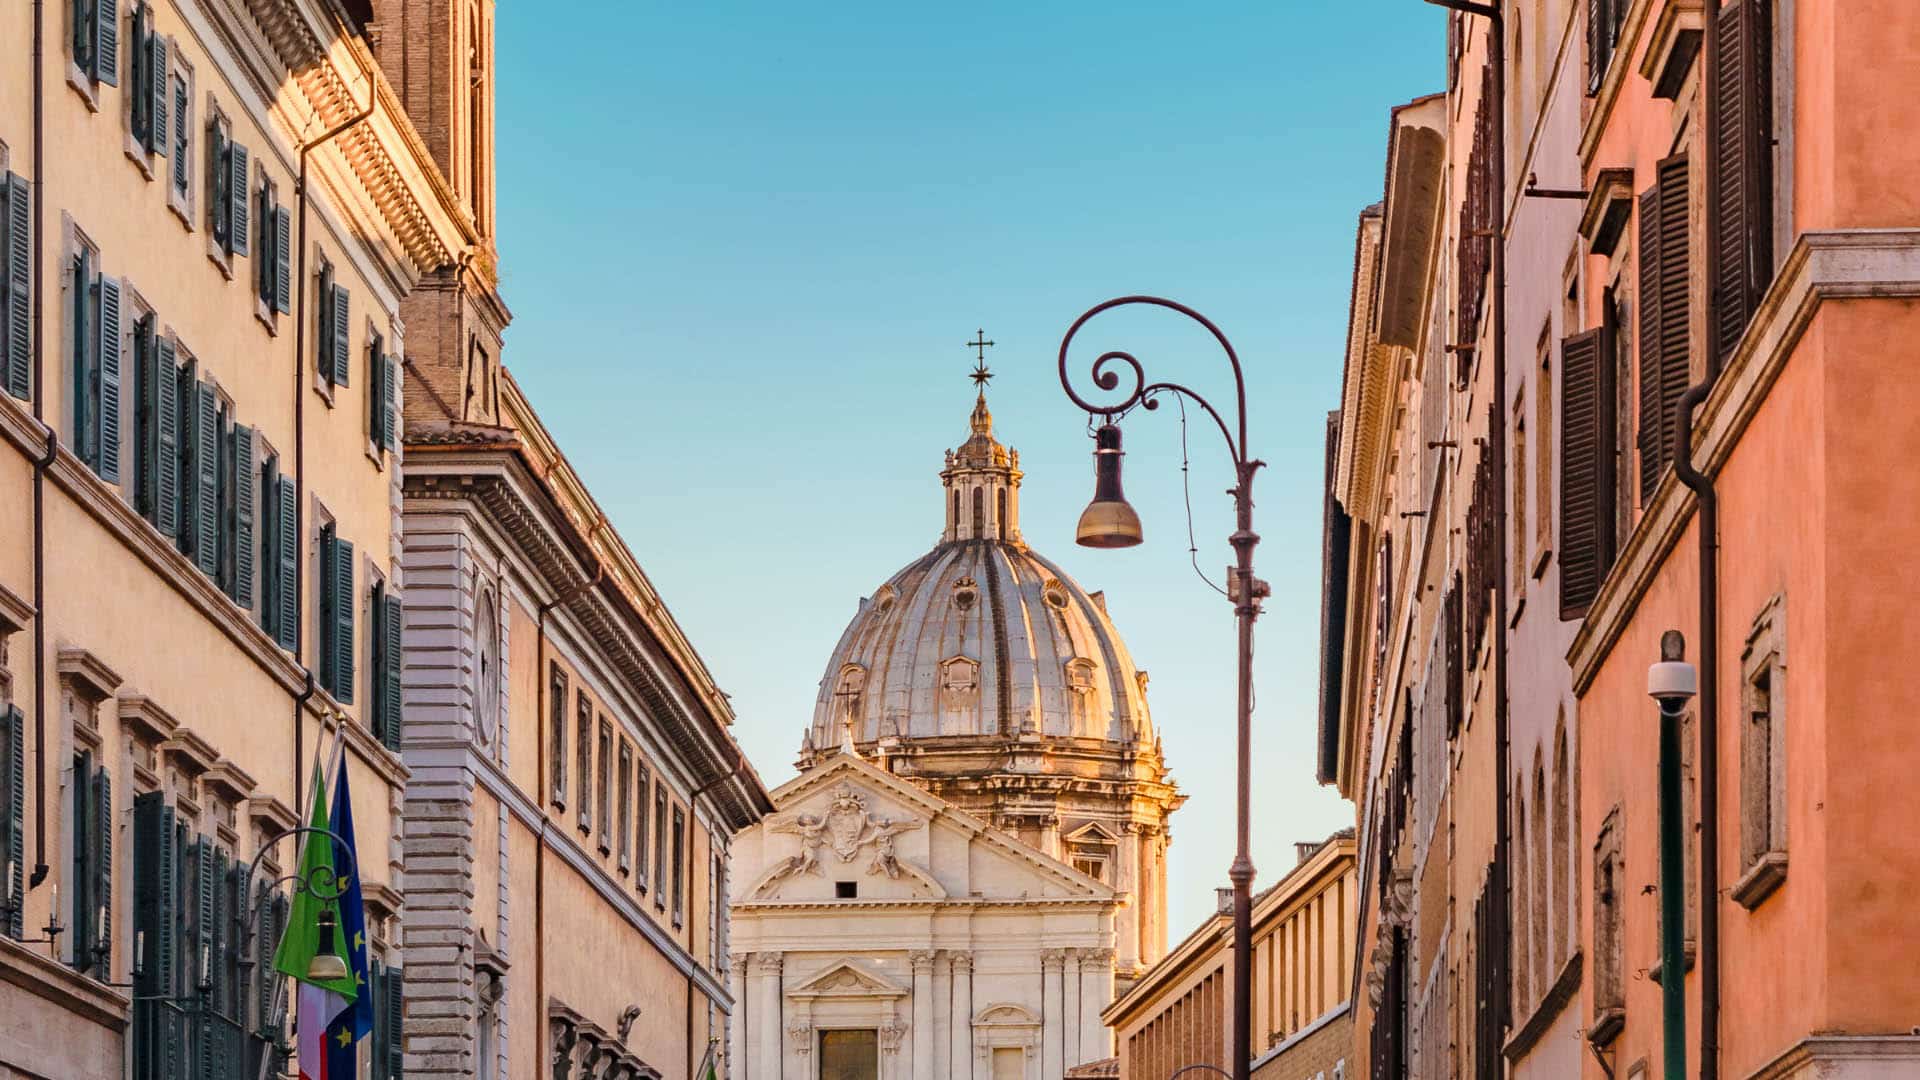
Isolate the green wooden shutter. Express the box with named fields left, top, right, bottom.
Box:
left=132, top=791, right=163, bottom=1079
left=154, top=338, right=179, bottom=539
left=93, top=765, right=111, bottom=976
left=95, top=0, right=118, bottom=85
left=253, top=878, right=278, bottom=1029
left=384, top=966, right=404, bottom=1079
left=192, top=839, right=214, bottom=1080
left=193, top=380, right=218, bottom=576
left=382, top=589, right=403, bottom=751
left=331, top=286, right=351, bottom=385
left=70, top=749, right=94, bottom=968
left=2, top=706, right=22, bottom=938
left=4, top=173, right=29, bottom=400
left=331, top=535, right=356, bottom=704
left=381, top=352, right=398, bottom=451
left=96, top=274, right=123, bottom=483
left=227, top=142, right=249, bottom=258
left=317, top=270, right=334, bottom=380
left=231, top=425, right=254, bottom=607
left=275, top=479, right=298, bottom=651
left=149, top=32, right=169, bottom=156
left=272, top=208, right=292, bottom=314
left=171, top=78, right=188, bottom=192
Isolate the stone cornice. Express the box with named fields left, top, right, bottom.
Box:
left=56, top=646, right=123, bottom=702
left=0, top=933, right=131, bottom=1032
left=1578, top=0, right=1661, bottom=168
left=734, top=897, right=1119, bottom=914
left=0, top=578, right=33, bottom=635
left=117, top=694, right=180, bottom=745
left=1568, top=230, right=1920, bottom=689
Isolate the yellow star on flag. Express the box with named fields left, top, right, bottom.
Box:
left=336, top=1028, right=353, bottom=1048
left=354, top=931, right=365, bottom=950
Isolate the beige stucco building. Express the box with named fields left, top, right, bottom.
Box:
left=730, top=388, right=1183, bottom=1080
left=1101, top=830, right=1357, bottom=1080
left=0, top=0, right=466, bottom=1075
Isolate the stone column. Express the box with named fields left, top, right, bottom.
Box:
left=911, top=950, right=938, bottom=1080
left=1118, top=823, right=1143, bottom=973
left=949, top=952, right=974, bottom=1080
left=1080, top=947, right=1115, bottom=1061
left=935, top=951, right=954, bottom=1076
left=1041, top=949, right=1066, bottom=1079
left=1063, top=949, right=1082, bottom=1066
left=751, top=952, right=784, bottom=1078
left=728, top=957, right=748, bottom=1080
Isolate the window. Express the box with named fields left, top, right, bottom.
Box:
left=67, top=749, right=110, bottom=976
left=2, top=170, right=30, bottom=401
left=206, top=117, right=248, bottom=260
left=166, top=67, right=191, bottom=214
left=0, top=705, right=23, bottom=939
left=254, top=177, right=289, bottom=317
left=473, top=590, right=497, bottom=747
left=218, top=413, right=258, bottom=609
left=318, top=521, right=356, bottom=703
left=371, top=578, right=404, bottom=752
left=635, top=764, right=649, bottom=893
left=1735, top=595, right=1788, bottom=908
left=1535, top=342, right=1553, bottom=573
left=574, top=690, right=591, bottom=832
left=126, top=5, right=168, bottom=159
left=971, top=485, right=983, bottom=539
left=1591, top=806, right=1625, bottom=1042
left=548, top=663, right=567, bottom=806
left=368, top=959, right=406, bottom=1080
left=617, top=742, right=633, bottom=872
left=1711, top=0, right=1778, bottom=366
left=1511, top=388, right=1527, bottom=594
left=653, top=785, right=667, bottom=910
left=316, top=261, right=349, bottom=386
left=1636, top=155, right=1692, bottom=501
left=368, top=331, right=397, bottom=453
left=69, top=242, right=124, bottom=485
left=69, top=0, right=119, bottom=88
left=1587, top=0, right=1628, bottom=94
left=671, top=805, right=685, bottom=927
left=1557, top=321, right=1618, bottom=619
left=177, top=356, right=219, bottom=579
left=835, top=881, right=857, bottom=899
left=131, top=314, right=177, bottom=535
left=595, top=718, right=612, bottom=854
left=1071, top=856, right=1106, bottom=883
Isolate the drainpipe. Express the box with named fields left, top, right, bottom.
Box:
left=1689, top=0, right=1727, bottom=1072
left=534, top=555, right=602, bottom=1072
left=26, top=0, right=50, bottom=891
left=289, top=39, right=376, bottom=815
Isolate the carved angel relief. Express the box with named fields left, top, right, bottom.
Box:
left=767, top=783, right=919, bottom=885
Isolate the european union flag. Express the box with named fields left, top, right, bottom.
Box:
left=325, top=754, right=374, bottom=1077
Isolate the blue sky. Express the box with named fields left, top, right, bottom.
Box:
left=494, top=3, right=1443, bottom=936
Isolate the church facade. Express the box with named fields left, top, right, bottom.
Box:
left=729, top=383, right=1183, bottom=1079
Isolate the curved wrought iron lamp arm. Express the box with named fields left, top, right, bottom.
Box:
left=1056, top=295, right=1253, bottom=468
left=237, top=824, right=360, bottom=940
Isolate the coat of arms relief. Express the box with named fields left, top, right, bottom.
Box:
left=768, top=783, right=918, bottom=882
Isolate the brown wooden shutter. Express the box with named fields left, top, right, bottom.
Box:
left=1636, top=154, right=1692, bottom=499
left=1375, top=532, right=1394, bottom=684
left=1559, top=328, right=1606, bottom=619
left=1655, top=154, right=1693, bottom=473
left=1636, top=182, right=1664, bottom=499
left=1712, top=0, right=1775, bottom=365
left=1444, top=574, right=1464, bottom=737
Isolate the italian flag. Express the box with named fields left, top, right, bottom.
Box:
left=274, top=764, right=359, bottom=1079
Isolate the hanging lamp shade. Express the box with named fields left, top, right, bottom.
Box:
left=307, top=908, right=350, bottom=981
left=1076, top=422, right=1144, bottom=548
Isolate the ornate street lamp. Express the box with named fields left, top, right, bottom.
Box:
left=1058, top=295, right=1268, bottom=1080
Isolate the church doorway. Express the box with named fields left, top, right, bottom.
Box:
left=991, top=1046, right=1025, bottom=1080
left=818, top=1028, right=879, bottom=1080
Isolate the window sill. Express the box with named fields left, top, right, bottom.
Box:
left=1648, top=941, right=1695, bottom=986
left=205, top=237, right=233, bottom=280
left=66, top=64, right=100, bottom=113
left=1587, top=1006, right=1625, bottom=1049
left=1531, top=546, right=1551, bottom=581
left=122, top=137, right=157, bottom=181
left=166, top=190, right=193, bottom=233
left=1731, top=851, right=1787, bottom=910
left=0, top=933, right=129, bottom=1031
left=312, top=375, right=337, bottom=411
left=255, top=297, right=277, bottom=335
left=1507, top=951, right=1582, bottom=1060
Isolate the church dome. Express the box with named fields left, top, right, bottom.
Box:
left=805, top=386, right=1154, bottom=750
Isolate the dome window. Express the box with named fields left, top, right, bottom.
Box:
left=1065, top=658, right=1097, bottom=695
left=952, top=577, right=979, bottom=611
left=872, top=585, right=897, bottom=614
left=1043, top=580, right=1070, bottom=611
left=939, top=656, right=980, bottom=696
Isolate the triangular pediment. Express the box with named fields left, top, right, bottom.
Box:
left=746, top=750, right=1118, bottom=906
left=788, top=959, right=909, bottom=1000
left=1064, top=820, right=1120, bottom=844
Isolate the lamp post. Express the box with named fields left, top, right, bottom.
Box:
left=1649, top=631, right=1698, bottom=1080
left=1057, top=295, right=1267, bottom=1080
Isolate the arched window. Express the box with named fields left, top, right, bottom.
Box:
left=1532, top=754, right=1549, bottom=991
left=1513, top=792, right=1532, bottom=1007
left=997, top=487, right=1008, bottom=540
left=1553, top=716, right=1571, bottom=966
left=476, top=589, right=499, bottom=748
left=951, top=489, right=960, bottom=535
left=972, top=486, right=985, bottom=539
